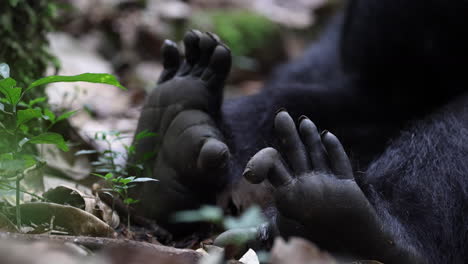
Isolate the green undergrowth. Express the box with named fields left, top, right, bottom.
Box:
left=0, top=63, right=126, bottom=228
left=76, top=130, right=158, bottom=230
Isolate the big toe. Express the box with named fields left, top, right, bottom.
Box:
left=197, top=138, right=230, bottom=171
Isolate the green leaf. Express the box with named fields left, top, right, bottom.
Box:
left=131, top=177, right=158, bottom=183
left=135, top=130, right=157, bottom=141
left=19, top=124, right=29, bottom=134
left=17, top=102, right=28, bottom=108
left=19, top=154, right=37, bottom=168
left=95, top=168, right=112, bottom=173
left=0, top=63, right=10, bottom=79
left=0, top=153, right=14, bottom=160
left=0, top=154, right=36, bottom=173
left=104, top=173, right=114, bottom=179
left=213, top=227, right=258, bottom=248
left=75, top=150, right=98, bottom=156
left=91, top=173, right=106, bottom=179
left=27, top=73, right=127, bottom=92
left=18, top=138, right=29, bottom=149
left=115, top=177, right=133, bottom=185
left=47, top=3, right=58, bottom=18
left=17, top=109, right=42, bottom=127
left=126, top=145, right=136, bottom=155
left=223, top=206, right=266, bottom=230
left=0, top=160, right=24, bottom=173
left=123, top=198, right=139, bottom=205
left=43, top=109, right=55, bottom=122
left=107, top=131, right=121, bottom=137
left=56, top=110, right=78, bottom=122
left=8, top=0, right=21, bottom=7
left=28, top=132, right=69, bottom=152
left=0, top=78, right=21, bottom=106
left=143, top=151, right=156, bottom=161
left=28, top=97, right=47, bottom=107
left=172, top=205, right=223, bottom=223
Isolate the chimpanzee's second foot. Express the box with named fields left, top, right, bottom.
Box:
left=242, top=111, right=416, bottom=261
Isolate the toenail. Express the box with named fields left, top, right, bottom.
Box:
left=275, top=107, right=287, bottom=114
left=299, top=115, right=309, bottom=123
left=190, top=29, right=202, bottom=35
left=242, top=168, right=253, bottom=178
left=320, top=130, right=329, bottom=137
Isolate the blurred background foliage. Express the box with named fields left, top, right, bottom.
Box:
left=0, top=0, right=60, bottom=90
left=0, top=0, right=343, bottom=98
left=53, top=0, right=342, bottom=97
left=0, top=0, right=62, bottom=164
left=191, top=10, right=278, bottom=56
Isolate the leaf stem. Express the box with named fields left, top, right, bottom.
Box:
left=15, top=173, right=21, bottom=229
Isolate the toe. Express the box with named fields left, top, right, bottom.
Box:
left=321, top=131, right=353, bottom=179
left=158, top=39, right=181, bottom=84
left=201, top=44, right=232, bottom=89
left=243, top=147, right=293, bottom=188
left=197, top=138, right=230, bottom=170
left=192, top=32, right=218, bottom=76
left=178, top=30, right=202, bottom=75
left=274, top=110, right=310, bottom=174
left=206, top=32, right=221, bottom=42
left=298, top=116, right=329, bottom=172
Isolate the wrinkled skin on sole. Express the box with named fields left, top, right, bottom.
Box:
left=129, top=30, right=232, bottom=232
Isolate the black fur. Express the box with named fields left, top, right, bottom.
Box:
left=364, top=98, right=468, bottom=263
left=219, top=1, right=468, bottom=263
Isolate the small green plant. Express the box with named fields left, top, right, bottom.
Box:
left=0, top=62, right=126, bottom=228
left=77, top=130, right=158, bottom=230
left=173, top=205, right=269, bottom=261
left=173, top=205, right=266, bottom=230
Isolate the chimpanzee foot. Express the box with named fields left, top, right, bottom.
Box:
left=242, top=110, right=394, bottom=259
left=130, top=30, right=232, bottom=232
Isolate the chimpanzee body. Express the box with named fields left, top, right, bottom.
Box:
left=130, top=1, right=468, bottom=263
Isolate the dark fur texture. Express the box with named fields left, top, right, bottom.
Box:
left=364, top=98, right=468, bottom=263
left=219, top=1, right=468, bottom=262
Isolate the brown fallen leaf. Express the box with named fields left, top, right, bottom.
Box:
left=44, top=185, right=120, bottom=228
left=16, top=202, right=115, bottom=237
